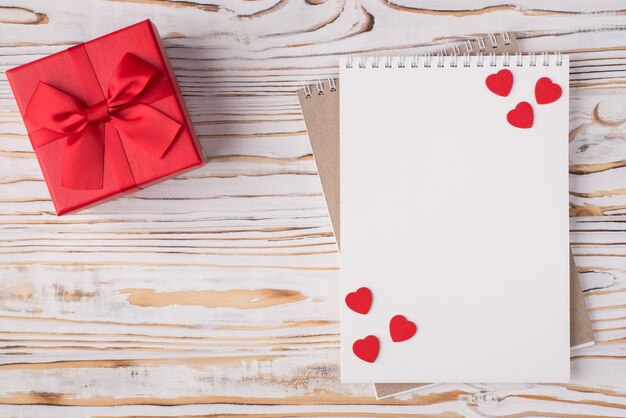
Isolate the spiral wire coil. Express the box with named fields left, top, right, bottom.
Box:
left=303, top=32, right=562, bottom=98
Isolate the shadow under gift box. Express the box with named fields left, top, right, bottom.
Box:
left=6, top=19, right=206, bottom=215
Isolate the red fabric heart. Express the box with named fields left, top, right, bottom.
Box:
left=345, top=287, right=372, bottom=314
left=353, top=335, right=379, bottom=363
left=389, top=315, right=417, bottom=342
left=485, top=69, right=513, bottom=97
left=507, top=101, right=534, bottom=129
left=535, top=77, right=562, bottom=104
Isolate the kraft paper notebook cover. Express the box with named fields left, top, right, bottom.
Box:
left=298, top=33, right=591, bottom=391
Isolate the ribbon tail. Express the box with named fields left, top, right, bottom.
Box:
left=111, top=104, right=181, bottom=158
left=61, top=124, right=105, bottom=190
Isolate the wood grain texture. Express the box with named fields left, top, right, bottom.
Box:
left=0, top=0, right=625, bottom=416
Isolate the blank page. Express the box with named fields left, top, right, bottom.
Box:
left=340, top=54, right=570, bottom=383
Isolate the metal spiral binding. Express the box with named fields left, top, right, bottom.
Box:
left=556, top=51, right=563, bottom=66
left=303, top=78, right=337, bottom=99
left=450, top=48, right=459, bottom=68
left=346, top=32, right=563, bottom=68
left=437, top=52, right=445, bottom=67
left=342, top=32, right=530, bottom=70
left=315, top=80, right=324, bottom=95
left=476, top=37, right=486, bottom=52
left=343, top=52, right=564, bottom=69
left=305, top=33, right=562, bottom=98
left=502, top=31, right=511, bottom=45
left=303, top=84, right=312, bottom=98
left=463, top=53, right=471, bottom=67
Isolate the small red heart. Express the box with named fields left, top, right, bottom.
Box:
left=486, top=69, right=513, bottom=97
left=535, top=77, right=562, bottom=104
left=389, top=315, right=417, bottom=342
left=507, top=101, right=534, bottom=129
left=353, top=335, right=379, bottom=363
left=345, top=287, right=372, bottom=314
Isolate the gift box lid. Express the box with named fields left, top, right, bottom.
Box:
left=7, top=20, right=205, bottom=215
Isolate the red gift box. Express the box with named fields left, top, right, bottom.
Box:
left=7, top=20, right=205, bottom=215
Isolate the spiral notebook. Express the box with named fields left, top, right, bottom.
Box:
left=299, top=34, right=592, bottom=392
left=300, top=32, right=576, bottom=386
left=337, top=48, right=571, bottom=383
left=300, top=40, right=592, bottom=391
left=298, top=70, right=594, bottom=395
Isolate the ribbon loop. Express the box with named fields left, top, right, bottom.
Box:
left=107, top=53, right=159, bottom=110
left=23, top=52, right=180, bottom=190
left=26, top=82, right=88, bottom=134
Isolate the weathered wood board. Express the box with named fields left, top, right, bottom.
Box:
left=0, top=0, right=626, bottom=416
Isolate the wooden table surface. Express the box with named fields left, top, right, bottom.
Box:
left=1, top=0, right=626, bottom=416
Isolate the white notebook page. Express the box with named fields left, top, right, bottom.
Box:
left=340, top=54, right=570, bottom=383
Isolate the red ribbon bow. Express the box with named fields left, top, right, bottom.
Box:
left=25, top=53, right=181, bottom=189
